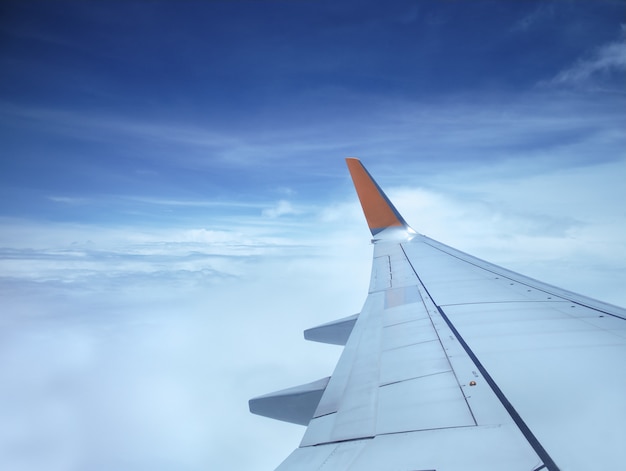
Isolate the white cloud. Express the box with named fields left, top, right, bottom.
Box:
left=3, top=82, right=623, bottom=182
left=550, top=30, right=626, bottom=86
left=126, top=196, right=264, bottom=209
left=1, top=153, right=625, bottom=470
left=511, top=4, right=554, bottom=33
left=0, top=212, right=366, bottom=470
left=47, top=196, right=89, bottom=205
left=261, top=200, right=300, bottom=218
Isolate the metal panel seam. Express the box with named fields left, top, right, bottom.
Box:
left=299, top=425, right=479, bottom=448
left=380, top=370, right=452, bottom=387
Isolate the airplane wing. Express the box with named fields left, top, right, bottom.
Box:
left=249, top=158, right=626, bottom=471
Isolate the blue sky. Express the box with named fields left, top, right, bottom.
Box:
left=0, top=1, right=625, bottom=470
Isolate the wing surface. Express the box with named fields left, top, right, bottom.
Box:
left=250, top=158, right=626, bottom=471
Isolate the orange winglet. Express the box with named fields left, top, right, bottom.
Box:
left=346, top=158, right=409, bottom=236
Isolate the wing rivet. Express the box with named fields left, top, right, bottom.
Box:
left=469, top=381, right=477, bottom=386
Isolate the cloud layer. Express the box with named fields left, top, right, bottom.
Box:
left=1, top=152, right=624, bottom=469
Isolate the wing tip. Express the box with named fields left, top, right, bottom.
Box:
left=345, top=157, right=411, bottom=236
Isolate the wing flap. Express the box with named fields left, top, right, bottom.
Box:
left=376, top=371, right=476, bottom=433
left=278, top=427, right=544, bottom=471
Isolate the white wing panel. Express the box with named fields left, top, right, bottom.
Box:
left=351, top=426, right=543, bottom=471
left=439, top=300, right=626, bottom=470
left=276, top=440, right=367, bottom=471
left=370, top=255, right=391, bottom=291
left=417, top=236, right=626, bottom=316
left=376, top=371, right=475, bottom=434
left=381, top=317, right=438, bottom=349
left=299, top=413, right=337, bottom=447
left=279, top=426, right=544, bottom=471
left=379, top=340, right=450, bottom=385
